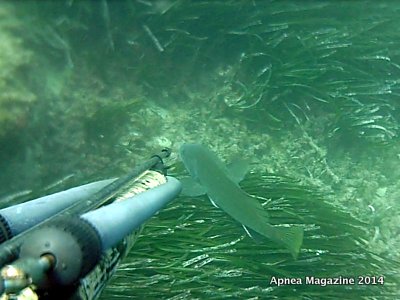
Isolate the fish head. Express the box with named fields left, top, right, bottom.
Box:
left=180, top=143, right=202, bottom=157
left=179, top=144, right=205, bottom=178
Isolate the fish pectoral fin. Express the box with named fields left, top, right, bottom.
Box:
left=227, top=159, right=250, bottom=183
left=180, top=177, right=207, bottom=197
left=266, top=225, right=304, bottom=260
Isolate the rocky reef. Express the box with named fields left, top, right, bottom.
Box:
left=0, top=3, right=35, bottom=138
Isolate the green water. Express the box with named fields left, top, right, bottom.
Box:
left=0, top=1, right=399, bottom=299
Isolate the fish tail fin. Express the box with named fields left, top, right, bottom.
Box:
left=267, top=225, right=304, bottom=259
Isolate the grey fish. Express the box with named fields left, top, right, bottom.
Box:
left=180, top=143, right=303, bottom=258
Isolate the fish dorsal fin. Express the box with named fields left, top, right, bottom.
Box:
left=227, top=160, right=250, bottom=183
left=180, top=177, right=207, bottom=197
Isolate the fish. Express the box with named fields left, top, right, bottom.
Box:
left=179, top=143, right=303, bottom=259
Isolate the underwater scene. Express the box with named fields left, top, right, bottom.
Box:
left=0, top=0, right=399, bottom=299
